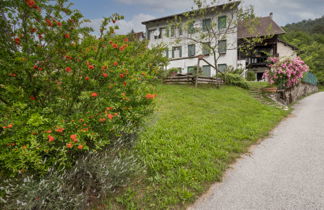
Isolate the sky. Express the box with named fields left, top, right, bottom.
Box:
left=69, top=0, right=324, bottom=34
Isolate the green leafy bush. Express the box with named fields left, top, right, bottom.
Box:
left=218, top=73, right=249, bottom=89
left=158, top=67, right=181, bottom=79
left=0, top=0, right=166, bottom=178
left=224, top=66, right=244, bottom=75
left=1, top=137, right=141, bottom=209
left=246, top=71, right=256, bottom=81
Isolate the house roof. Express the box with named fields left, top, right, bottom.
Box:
left=142, top=1, right=240, bottom=25
left=133, top=32, right=145, bottom=39
left=238, top=16, right=286, bottom=39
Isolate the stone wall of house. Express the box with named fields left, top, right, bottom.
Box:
left=277, top=83, right=318, bottom=105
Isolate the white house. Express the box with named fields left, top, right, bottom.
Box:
left=142, top=2, right=298, bottom=80
left=238, top=15, right=298, bottom=80
left=142, top=1, right=241, bottom=77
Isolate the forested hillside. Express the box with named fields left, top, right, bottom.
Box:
left=284, top=16, right=324, bottom=34
left=282, top=16, right=324, bottom=85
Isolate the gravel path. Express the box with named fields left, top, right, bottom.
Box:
left=189, top=92, right=324, bottom=210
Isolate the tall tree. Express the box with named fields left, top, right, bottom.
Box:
left=167, top=0, right=264, bottom=77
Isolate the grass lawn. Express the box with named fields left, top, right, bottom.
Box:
left=319, top=86, right=324, bottom=91
left=108, top=84, right=289, bottom=209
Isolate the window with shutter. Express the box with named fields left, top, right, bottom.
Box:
left=218, top=64, right=227, bottom=72
left=178, top=25, right=183, bottom=36
left=218, top=40, right=227, bottom=54
left=148, top=29, right=155, bottom=40
left=159, top=28, right=164, bottom=39
left=172, top=46, right=182, bottom=58
left=202, top=42, right=211, bottom=56
left=187, top=66, right=197, bottom=75
left=188, top=22, right=195, bottom=34
left=218, top=16, right=227, bottom=30
left=171, top=25, right=175, bottom=37
left=202, top=65, right=211, bottom=77
left=202, top=19, right=211, bottom=31
left=188, top=44, right=196, bottom=57
left=165, top=27, right=170, bottom=37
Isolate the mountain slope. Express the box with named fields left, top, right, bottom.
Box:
left=284, top=16, right=324, bottom=34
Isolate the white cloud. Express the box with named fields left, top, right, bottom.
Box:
left=85, top=13, right=155, bottom=36
left=244, top=0, right=324, bottom=25
left=117, top=13, right=155, bottom=34
left=115, top=0, right=323, bottom=25
left=87, top=0, right=323, bottom=35
left=116, top=0, right=193, bottom=11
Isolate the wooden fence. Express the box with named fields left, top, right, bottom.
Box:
left=163, top=75, right=224, bottom=86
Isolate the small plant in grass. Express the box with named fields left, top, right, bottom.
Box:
left=246, top=71, right=256, bottom=81
left=218, top=73, right=249, bottom=89
left=263, top=57, right=309, bottom=89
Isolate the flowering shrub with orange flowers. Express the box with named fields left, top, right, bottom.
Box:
left=0, top=0, right=167, bottom=178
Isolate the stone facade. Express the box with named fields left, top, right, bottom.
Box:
left=278, top=83, right=318, bottom=105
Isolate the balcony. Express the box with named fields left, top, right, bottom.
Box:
left=246, top=56, right=269, bottom=68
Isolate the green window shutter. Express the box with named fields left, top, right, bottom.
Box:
left=202, top=42, right=211, bottom=55
left=166, top=28, right=170, bottom=37
left=188, top=44, right=195, bottom=57
left=165, top=49, right=169, bottom=58
left=159, top=28, right=163, bottom=39
left=172, top=47, right=175, bottom=58
left=179, top=25, right=183, bottom=35
left=218, top=16, right=227, bottom=30
left=171, top=26, right=175, bottom=37
left=218, top=64, right=227, bottom=72
left=218, top=40, right=227, bottom=54
left=188, top=22, right=195, bottom=34
left=179, top=46, right=182, bottom=57
left=202, top=19, right=211, bottom=31
left=202, top=65, right=211, bottom=77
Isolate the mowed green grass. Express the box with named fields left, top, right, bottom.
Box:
left=319, top=86, right=324, bottom=91
left=113, top=84, right=288, bottom=209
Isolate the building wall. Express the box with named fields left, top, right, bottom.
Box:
left=144, top=10, right=238, bottom=76
left=277, top=42, right=297, bottom=58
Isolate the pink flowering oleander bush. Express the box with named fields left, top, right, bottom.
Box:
left=263, top=57, right=309, bottom=89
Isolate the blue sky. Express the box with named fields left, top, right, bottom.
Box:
left=69, top=0, right=324, bottom=34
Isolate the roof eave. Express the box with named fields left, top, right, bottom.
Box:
left=142, top=1, right=241, bottom=25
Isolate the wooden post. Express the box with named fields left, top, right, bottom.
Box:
left=196, top=59, right=200, bottom=88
